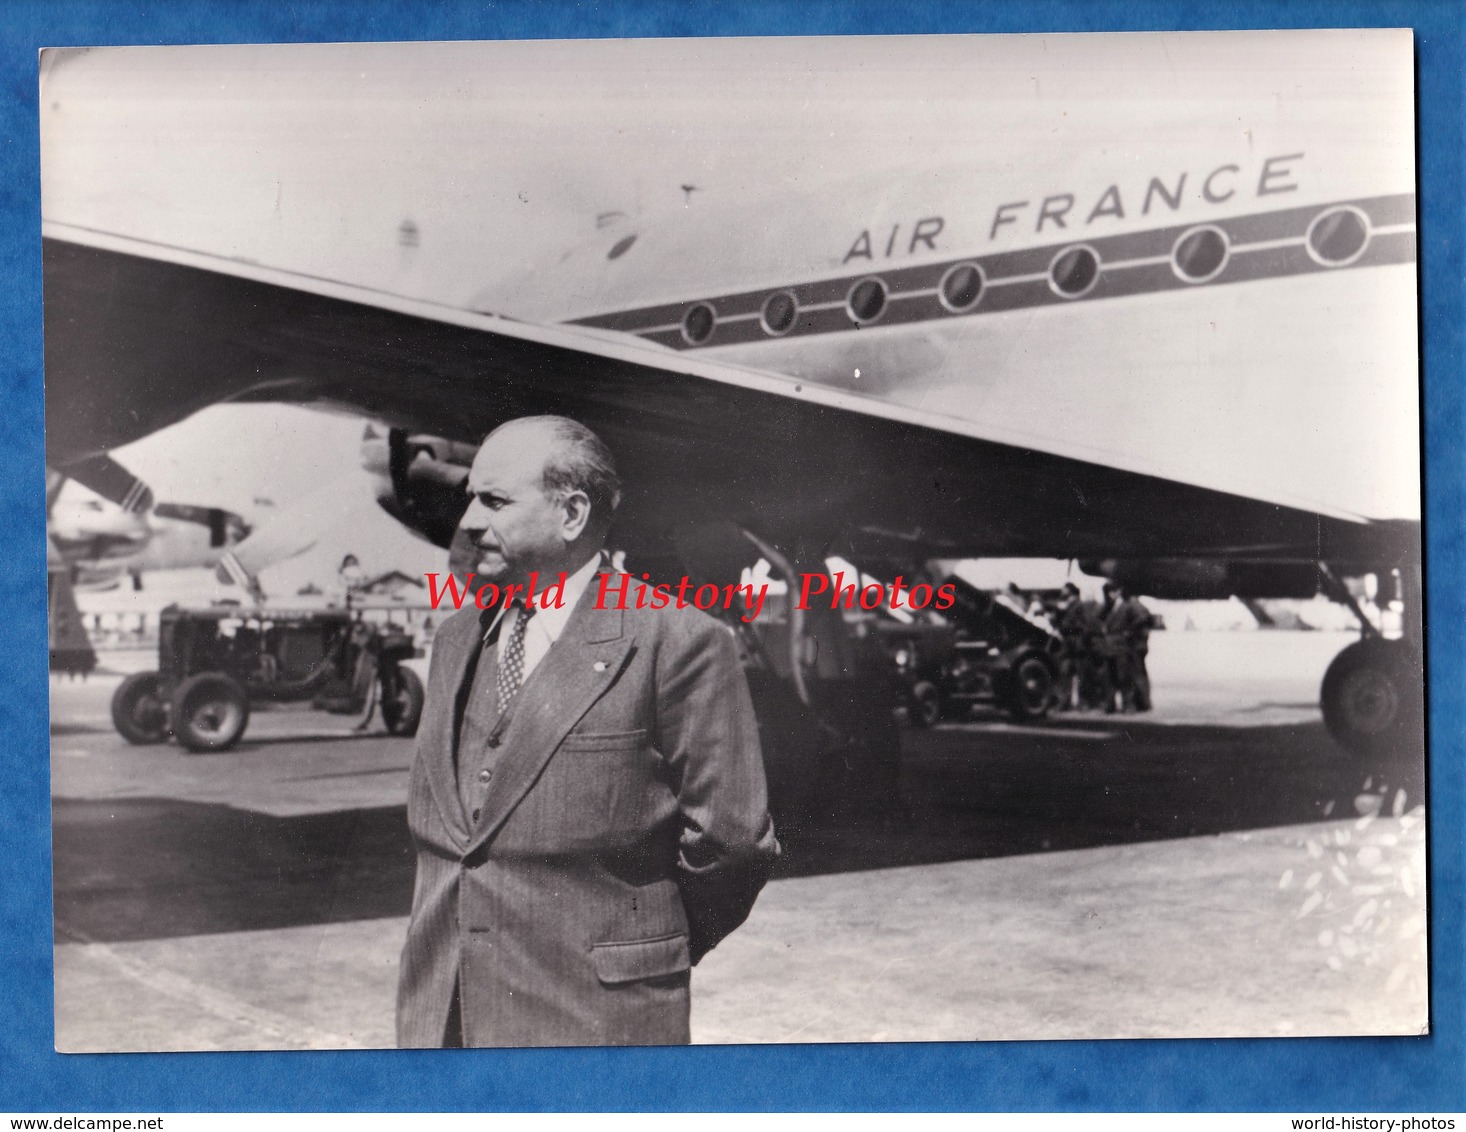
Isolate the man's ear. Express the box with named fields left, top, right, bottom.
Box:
left=560, top=490, right=593, bottom=541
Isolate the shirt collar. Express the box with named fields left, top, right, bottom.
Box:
left=533, top=551, right=604, bottom=643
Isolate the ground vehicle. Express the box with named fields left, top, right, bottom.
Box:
left=878, top=577, right=1065, bottom=726
left=110, top=604, right=424, bottom=752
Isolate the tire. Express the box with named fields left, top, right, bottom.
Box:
left=1001, top=653, right=1055, bottom=721
left=110, top=671, right=170, bottom=744
left=380, top=666, right=424, bottom=737
left=1321, top=637, right=1419, bottom=759
left=907, top=681, right=943, bottom=728
left=172, top=672, right=250, bottom=753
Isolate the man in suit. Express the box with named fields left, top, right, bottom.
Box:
left=396, top=415, right=780, bottom=1048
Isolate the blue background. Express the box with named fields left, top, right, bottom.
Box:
left=2, top=0, right=1460, bottom=1112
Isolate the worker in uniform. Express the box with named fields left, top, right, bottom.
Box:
left=1052, top=582, right=1091, bottom=711
left=1102, top=581, right=1156, bottom=713
left=1121, top=588, right=1156, bottom=712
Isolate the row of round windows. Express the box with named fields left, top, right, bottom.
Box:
left=677, top=205, right=1374, bottom=346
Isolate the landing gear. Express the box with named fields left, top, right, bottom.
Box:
left=1317, top=560, right=1423, bottom=760
left=1321, top=637, right=1419, bottom=759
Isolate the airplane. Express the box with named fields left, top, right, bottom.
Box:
left=46, top=458, right=433, bottom=600
left=38, top=33, right=1423, bottom=818
left=49, top=477, right=252, bottom=589
left=45, top=462, right=264, bottom=671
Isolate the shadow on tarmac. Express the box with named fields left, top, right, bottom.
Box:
left=773, top=716, right=1422, bottom=878
left=52, top=717, right=1422, bottom=945
left=53, top=800, right=415, bottom=945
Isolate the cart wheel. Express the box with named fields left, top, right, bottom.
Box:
left=1002, top=653, right=1055, bottom=721
left=172, top=672, right=250, bottom=752
left=110, top=671, right=170, bottom=744
left=908, top=681, right=943, bottom=728
left=381, top=666, right=424, bottom=737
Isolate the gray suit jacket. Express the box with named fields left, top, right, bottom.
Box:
left=395, top=570, right=779, bottom=1047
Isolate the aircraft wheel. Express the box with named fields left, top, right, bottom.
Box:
left=172, top=672, right=250, bottom=753
left=110, top=671, right=170, bottom=744
left=381, top=666, right=424, bottom=737
left=907, top=681, right=943, bottom=728
left=1001, top=653, right=1055, bottom=721
left=1321, top=638, right=1419, bottom=758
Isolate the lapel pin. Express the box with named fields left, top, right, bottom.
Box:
left=593, top=660, right=608, bottom=673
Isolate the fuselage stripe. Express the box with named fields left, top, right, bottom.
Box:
left=985, top=272, right=1051, bottom=287
left=568, top=193, right=1416, bottom=350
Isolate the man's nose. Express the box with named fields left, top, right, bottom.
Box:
left=460, top=497, right=491, bottom=531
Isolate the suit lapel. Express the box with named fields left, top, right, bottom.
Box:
left=463, top=577, right=634, bottom=856
left=422, top=608, right=498, bottom=848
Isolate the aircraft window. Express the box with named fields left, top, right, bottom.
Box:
left=1306, top=206, right=1370, bottom=267
left=846, top=277, right=888, bottom=324
left=607, top=234, right=638, bottom=260
left=939, top=262, right=985, bottom=312
left=1171, top=226, right=1230, bottom=283
left=681, top=302, right=717, bottom=345
left=761, top=291, right=799, bottom=336
left=1049, top=245, right=1100, bottom=298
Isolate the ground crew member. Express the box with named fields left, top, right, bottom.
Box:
left=1102, top=581, right=1156, bottom=713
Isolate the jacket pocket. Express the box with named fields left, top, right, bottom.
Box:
left=559, top=727, right=648, bottom=752
left=590, top=932, right=690, bottom=985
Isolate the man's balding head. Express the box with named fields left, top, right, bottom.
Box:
left=459, top=416, right=620, bottom=586
left=486, top=416, right=621, bottom=522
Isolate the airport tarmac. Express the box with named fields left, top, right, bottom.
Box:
left=49, top=630, right=1428, bottom=1050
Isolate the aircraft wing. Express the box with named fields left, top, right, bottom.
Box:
left=43, top=223, right=1416, bottom=572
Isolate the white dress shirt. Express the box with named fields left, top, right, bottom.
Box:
left=494, top=552, right=604, bottom=682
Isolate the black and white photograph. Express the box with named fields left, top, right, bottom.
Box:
left=41, top=29, right=1427, bottom=1052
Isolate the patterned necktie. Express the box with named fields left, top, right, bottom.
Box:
left=496, top=604, right=536, bottom=713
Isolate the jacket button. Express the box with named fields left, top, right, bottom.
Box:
left=487, top=735, right=501, bottom=748
left=478, top=769, right=492, bottom=783
left=471, top=808, right=481, bottom=822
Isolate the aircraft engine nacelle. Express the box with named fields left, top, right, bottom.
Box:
left=151, top=503, right=252, bottom=548
left=361, top=426, right=475, bottom=550
left=1079, top=558, right=1322, bottom=600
